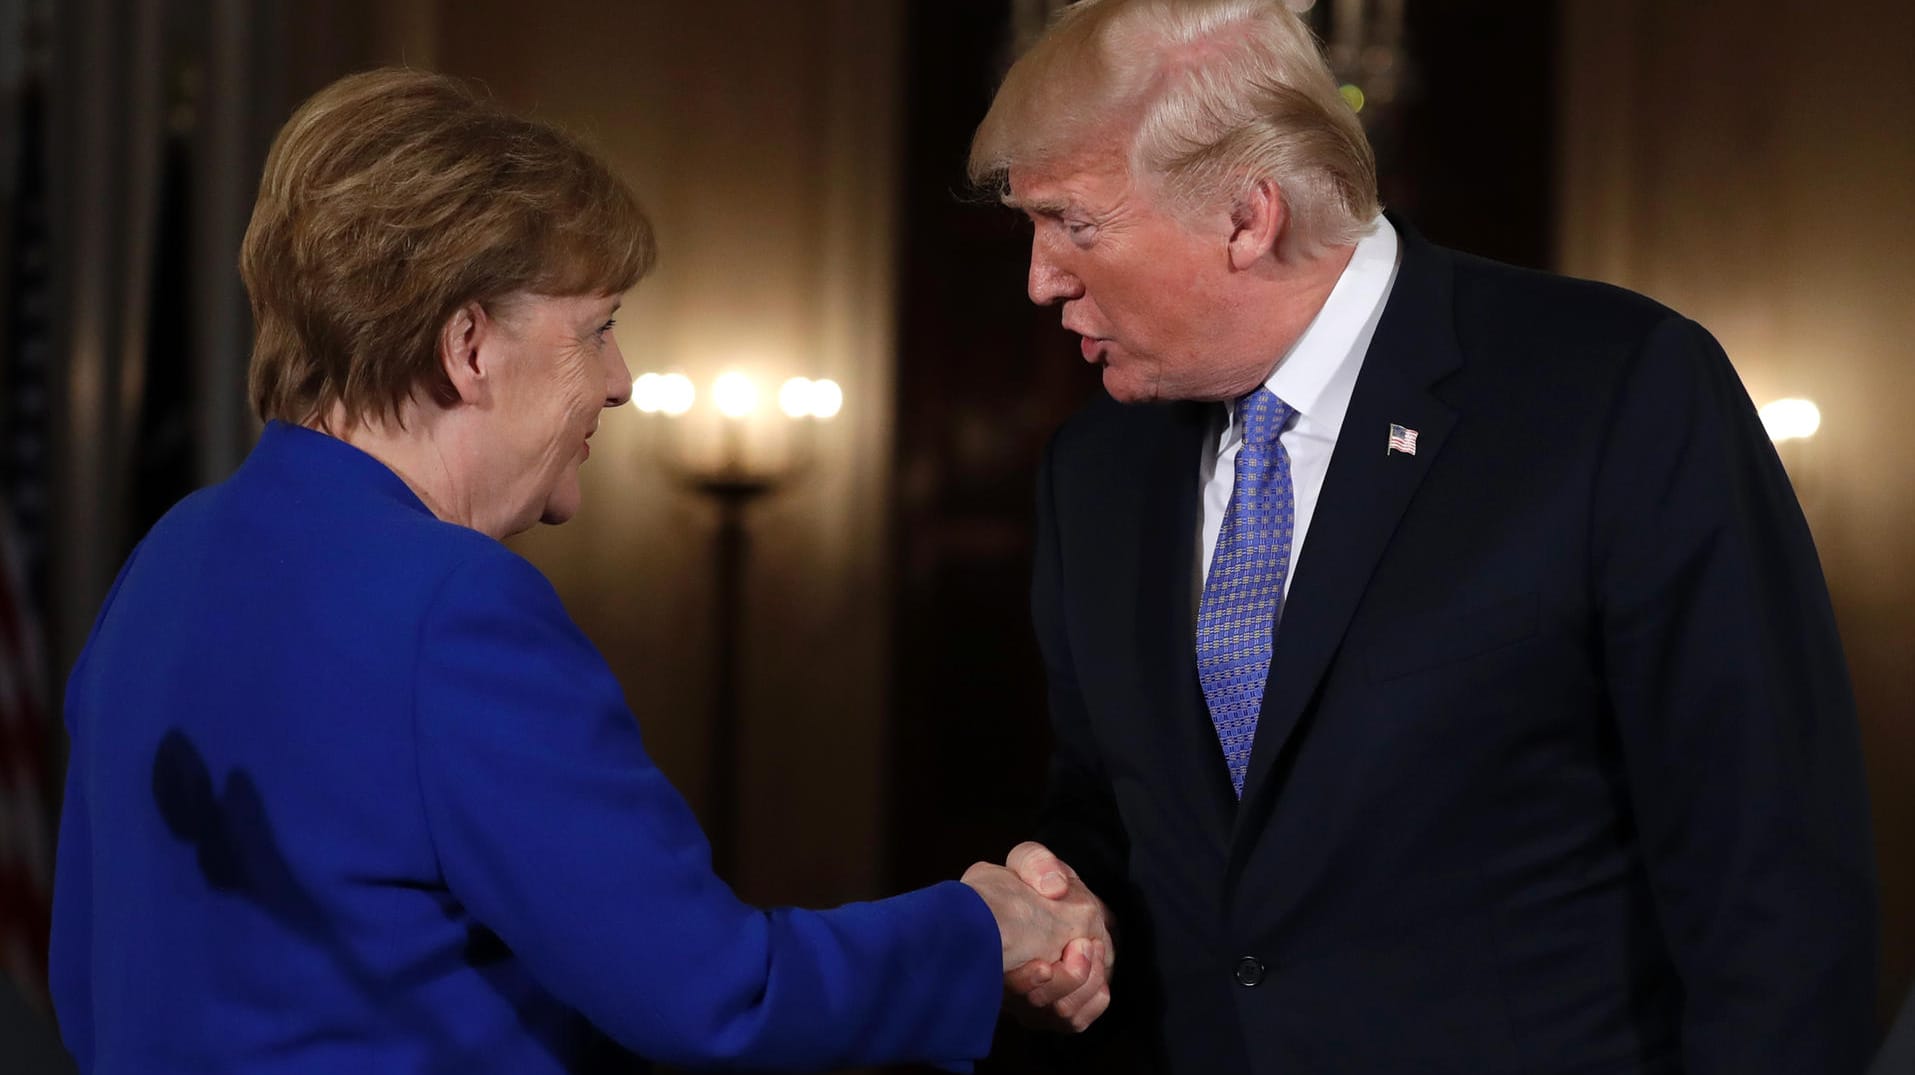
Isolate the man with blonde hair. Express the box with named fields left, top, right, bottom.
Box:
left=983, top=1, right=1878, bottom=1071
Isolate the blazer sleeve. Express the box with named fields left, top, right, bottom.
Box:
left=1591, top=315, right=1878, bottom=1074
left=410, top=546, right=1001, bottom=1071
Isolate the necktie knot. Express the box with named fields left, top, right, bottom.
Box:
left=1239, top=387, right=1294, bottom=447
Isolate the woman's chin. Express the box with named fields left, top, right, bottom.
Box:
left=539, top=479, right=583, bottom=526
left=539, top=497, right=580, bottom=526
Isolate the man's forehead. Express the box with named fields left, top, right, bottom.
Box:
left=1003, top=165, right=1066, bottom=209
left=1005, top=158, right=1127, bottom=212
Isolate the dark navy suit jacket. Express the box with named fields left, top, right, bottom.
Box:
left=52, top=421, right=1001, bottom=1073
left=1031, top=224, right=1878, bottom=1074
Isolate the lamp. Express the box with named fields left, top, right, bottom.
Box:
left=1759, top=397, right=1822, bottom=506
left=632, top=369, right=842, bottom=878
left=1759, top=398, right=1821, bottom=443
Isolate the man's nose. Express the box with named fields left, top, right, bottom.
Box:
left=1028, top=242, right=1082, bottom=306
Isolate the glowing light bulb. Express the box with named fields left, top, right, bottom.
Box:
left=658, top=373, right=695, bottom=416
left=1759, top=398, right=1821, bottom=443
left=779, top=377, right=815, bottom=419
left=810, top=379, right=844, bottom=420
left=631, top=372, right=663, bottom=413
left=713, top=371, right=758, bottom=419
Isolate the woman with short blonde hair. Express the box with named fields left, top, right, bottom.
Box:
left=50, top=67, right=1105, bottom=1073
left=242, top=67, right=657, bottom=430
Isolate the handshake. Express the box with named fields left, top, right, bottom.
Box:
left=961, top=842, right=1116, bottom=1033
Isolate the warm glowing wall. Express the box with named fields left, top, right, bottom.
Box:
left=1559, top=0, right=1915, bottom=1020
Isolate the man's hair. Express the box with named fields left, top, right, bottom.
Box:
left=969, top=0, right=1378, bottom=256
left=241, top=67, right=656, bottom=429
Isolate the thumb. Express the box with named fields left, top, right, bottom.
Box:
left=1006, top=841, right=1072, bottom=899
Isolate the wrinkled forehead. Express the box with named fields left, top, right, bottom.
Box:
left=1003, top=137, right=1142, bottom=212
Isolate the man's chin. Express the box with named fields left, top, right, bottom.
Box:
left=1100, top=366, right=1158, bottom=405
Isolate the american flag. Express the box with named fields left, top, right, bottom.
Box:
left=1387, top=423, right=1418, bottom=456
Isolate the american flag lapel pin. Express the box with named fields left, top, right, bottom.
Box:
left=1387, top=423, right=1419, bottom=456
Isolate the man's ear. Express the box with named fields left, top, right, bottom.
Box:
left=437, top=301, right=493, bottom=406
left=1227, top=178, right=1286, bottom=270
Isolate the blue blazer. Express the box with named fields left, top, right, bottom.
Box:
left=51, top=421, right=1001, bottom=1073
left=1030, top=222, right=1878, bottom=1073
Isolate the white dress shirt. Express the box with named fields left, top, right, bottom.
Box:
left=1198, top=216, right=1402, bottom=607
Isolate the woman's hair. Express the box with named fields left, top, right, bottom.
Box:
left=241, top=67, right=657, bottom=428
left=969, top=0, right=1378, bottom=256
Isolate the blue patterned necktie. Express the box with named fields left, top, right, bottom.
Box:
left=1197, top=387, right=1296, bottom=798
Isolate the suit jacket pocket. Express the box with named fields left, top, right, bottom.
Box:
left=1361, top=591, right=1539, bottom=682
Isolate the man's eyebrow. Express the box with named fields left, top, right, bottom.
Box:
left=1003, top=193, right=1071, bottom=215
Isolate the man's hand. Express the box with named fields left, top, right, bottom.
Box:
left=1000, top=841, right=1115, bottom=1033
left=960, top=857, right=1106, bottom=969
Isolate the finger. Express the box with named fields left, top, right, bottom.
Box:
left=1068, top=985, right=1111, bottom=1032
left=1024, top=942, right=1091, bottom=1007
left=1005, top=841, right=1071, bottom=898
left=1004, top=958, right=1054, bottom=995
left=1004, top=841, right=1050, bottom=874
left=1051, top=950, right=1109, bottom=1025
left=1061, top=936, right=1094, bottom=980
left=1022, top=939, right=1092, bottom=1007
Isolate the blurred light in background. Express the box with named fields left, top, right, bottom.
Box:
left=635, top=372, right=841, bottom=422
left=1339, top=83, right=1367, bottom=113
left=1760, top=398, right=1822, bottom=443
left=712, top=371, right=759, bottom=419
left=778, top=377, right=814, bottom=419
left=631, top=372, right=696, bottom=416
left=778, top=377, right=843, bottom=421
left=808, top=380, right=844, bottom=420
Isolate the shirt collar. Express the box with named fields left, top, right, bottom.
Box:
left=1225, top=215, right=1400, bottom=438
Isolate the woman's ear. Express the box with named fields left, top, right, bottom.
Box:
left=1227, top=178, right=1286, bottom=271
left=437, top=301, right=491, bottom=405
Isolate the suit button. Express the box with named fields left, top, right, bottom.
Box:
left=1234, top=956, right=1264, bottom=987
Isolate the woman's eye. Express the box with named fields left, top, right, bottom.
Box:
left=596, top=318, right=617, bottom=338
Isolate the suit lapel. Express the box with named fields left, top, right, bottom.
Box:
left=1131, top=400, right=1240, bottom=843
left=1231, top=226, right=1465, bottom=847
